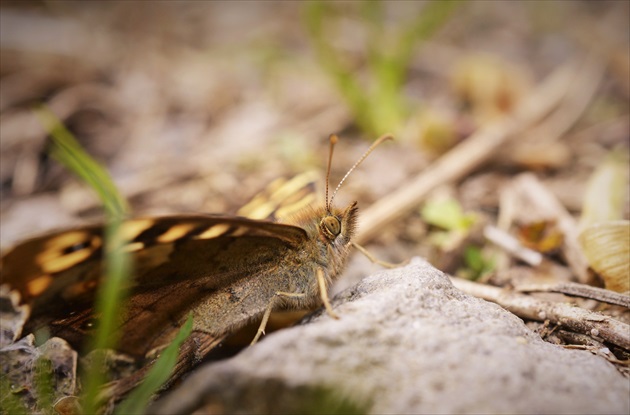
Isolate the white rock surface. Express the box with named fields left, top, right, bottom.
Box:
left=153, top=258, right=629, bottom=414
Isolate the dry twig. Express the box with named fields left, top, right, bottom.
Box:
left=357, top=57, right=600, bottom=244
left=515, top=281, right=630, bottom=308
left=520, top=54, right=604, bottom=145
left=502, top=173, right=590, bottom=283
left=450, top=276, right=630, bottom=351
left=483, top=225, right=543, bottom=266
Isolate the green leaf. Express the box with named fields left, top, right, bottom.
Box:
left=421, top=199, right=476, bottom=231
left=461, top=245, right=495, bottom=281
left=115, top=314, right=194, bottom=415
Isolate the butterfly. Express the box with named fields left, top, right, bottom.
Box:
left=0, top=134, right=392, bottom=364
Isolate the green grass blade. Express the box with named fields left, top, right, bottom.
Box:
left=305, top=0, right=461, bottom=136
left=37, top=108, right=192, bottom=413
left=115, top=314, right=194, bottom=415
left=35, top=106, right=129, bottom=218
left=35, top=107, right=132, bottom=413
left=80, top=216, right=133, bottom=414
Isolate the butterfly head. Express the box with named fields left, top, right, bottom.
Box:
left=319, top=201, right=358, bottom=244
left=320, top=133, right=392, bottom=244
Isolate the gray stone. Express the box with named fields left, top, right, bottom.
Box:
left=152, top=258, right=630, bottom=414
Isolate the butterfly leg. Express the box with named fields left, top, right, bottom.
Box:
left=316, top=268, right=340, bottom=319
left=251, top=291, right=306, bottom=345
left=351, top=242, right=405, bottom=268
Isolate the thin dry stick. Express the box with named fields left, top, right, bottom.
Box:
left=522, top=55, right=604, bottom=144
left=450, top=276, right=630, bottom=351
left=356, top=57, right=599, bottom=245
left=515, top=282, right=630, bottom=308
left=483, top=225, right=543, bottom=266
left=508, top=173, right=590, bottom=283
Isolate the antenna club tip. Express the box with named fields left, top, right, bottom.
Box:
left=377, top=133, right=395, bottom=143
left=329, top=134, right=339, bottom=144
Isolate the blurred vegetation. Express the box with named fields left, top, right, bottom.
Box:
left=0, top=355, right=56, bottom=415
left=36, top=107, right=129, bottom=219
left=291, top=384, right=370, bottom=415
left=305, top=0, right=461, bottom=137
left=461, top=245, right=495, bottom=281
left=37, top=109, right=189, bottom=414
left=0, top=374, right=30, bottom=415
left=33, top=357, right=55, bottom=415
left=116, top=314, right=193, bottom=415
left=421, top=198, right=476, bottom=233
left=421, top=197, right=495, bottom=280
left=37, top=107, right=130, bottom=413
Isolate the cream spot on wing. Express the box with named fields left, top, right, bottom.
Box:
left=276, top=193, right=315, bottom=219
left=124, top=241, right=145, bottom=253
left=27, top=275, right=53, bottom=296
left=266, top=177, right=288, bottom=193
left=120, top=219, right=156, bottom=241
left=37, top=231, right=101, bottom=274
left=238, top=194, right=275, bottom=219
left=156, top=223, right=196, bottom=243
left=242, top=201, right=275, bottom=220
left=40, top=249, right=93, bottom=274
left=195, top=223, right=230, bottom=239
left=43, top=231, right=91, bottom=250
left=236, top=171, right=319, bottom=220
left=270, top=170, right=318, bottom=203
left=230, top=226, right=250, bottom=237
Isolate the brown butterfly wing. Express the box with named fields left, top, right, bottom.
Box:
left=1, top=215, right=308, bottom=356
left=236, top=170, right=319, bottom=221
left=1, top=170, right=318, bottom=308
left=86, top=230, right=306, bottom=357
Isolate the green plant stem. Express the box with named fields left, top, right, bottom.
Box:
left=81, top=218, right=132, bottom=414
left=305, top=0, right=461, bottom=136
left=36, top=107, right=132, bottom=413
left=115, top=314, right=193, bottom=415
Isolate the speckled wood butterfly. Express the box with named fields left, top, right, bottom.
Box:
left=0, top=134, right=392, bottom=362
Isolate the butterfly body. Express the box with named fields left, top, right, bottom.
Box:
left=1, top=202, right=358, bottom=357
left=0, top=133, right=394, bottom=414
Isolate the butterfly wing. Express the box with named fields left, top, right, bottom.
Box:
left=1, top=215, right=308, bottom=356
left=236, top=170, right=319, bottom=221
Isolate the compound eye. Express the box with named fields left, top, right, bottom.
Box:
left=321, top=216, right=341, bottom=238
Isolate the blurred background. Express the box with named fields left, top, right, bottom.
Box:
left=1, top=1, right=628, bottom=287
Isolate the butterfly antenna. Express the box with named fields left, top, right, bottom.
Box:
left=328, top=133, right=394, bottom=208
left=325, top=134, right=338, bottom=212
